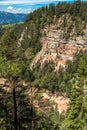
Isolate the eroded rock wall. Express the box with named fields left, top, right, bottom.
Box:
left=30, top=25, right=87, bottom=71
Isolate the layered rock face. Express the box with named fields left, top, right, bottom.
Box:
left=31, top=25, right=87, bottom=71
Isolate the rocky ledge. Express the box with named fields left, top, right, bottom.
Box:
left=30, top=25, right=87, bottom=71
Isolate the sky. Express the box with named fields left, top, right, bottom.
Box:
left=0, top=0, right=87, bottom=14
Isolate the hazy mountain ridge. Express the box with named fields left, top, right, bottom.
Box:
left=0, top=11, right=27, bottom=24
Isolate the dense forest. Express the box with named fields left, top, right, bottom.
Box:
left=0, top=0, right=87, bottom=130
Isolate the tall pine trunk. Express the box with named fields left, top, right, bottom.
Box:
left=5, top=105, right=9, bottom=130
left=12, top=80, right=18, bottom=130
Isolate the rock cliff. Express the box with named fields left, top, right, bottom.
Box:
left=30, top=24, right=87, bottom=71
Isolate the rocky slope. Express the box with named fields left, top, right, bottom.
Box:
left=34, top=90, right=69, bottom=114
left=26, top=86, right=69, bottom=114
left=0, top=78, right=69, bottom=114
left=30, top=23, right=87, bottom=71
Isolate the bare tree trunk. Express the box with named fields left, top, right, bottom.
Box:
left=30, top=86, right=34, bottom=130
left=5, top=105, right=9, bottom=130
left=31, top=119, right=34, bottom=130
left=12, top=80, right=18, bottom=130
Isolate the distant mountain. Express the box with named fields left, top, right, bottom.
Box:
left=0, top=11, right=27, bottom=24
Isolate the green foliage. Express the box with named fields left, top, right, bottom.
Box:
left=0, top=57, right=21, bottom=79
left=60, top=52, right=87, bottom=130
left=0, top=0, right=87, bottom=129
left=0, top=29, right=17, bottom=60
left=0, top=25, right=6, bottom=38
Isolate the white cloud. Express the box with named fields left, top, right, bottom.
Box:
left=7, top=6, right=14, bottom=10
left=17, top=8, right=31, bottom=14
left=6, top=6, right=31, bottom=14
left=0, top=0, right=60, bottom=5
left=18, top=8, right=22, bottom=11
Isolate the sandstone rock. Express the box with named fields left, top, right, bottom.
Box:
left=30, top=25, right=87, bottom=71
